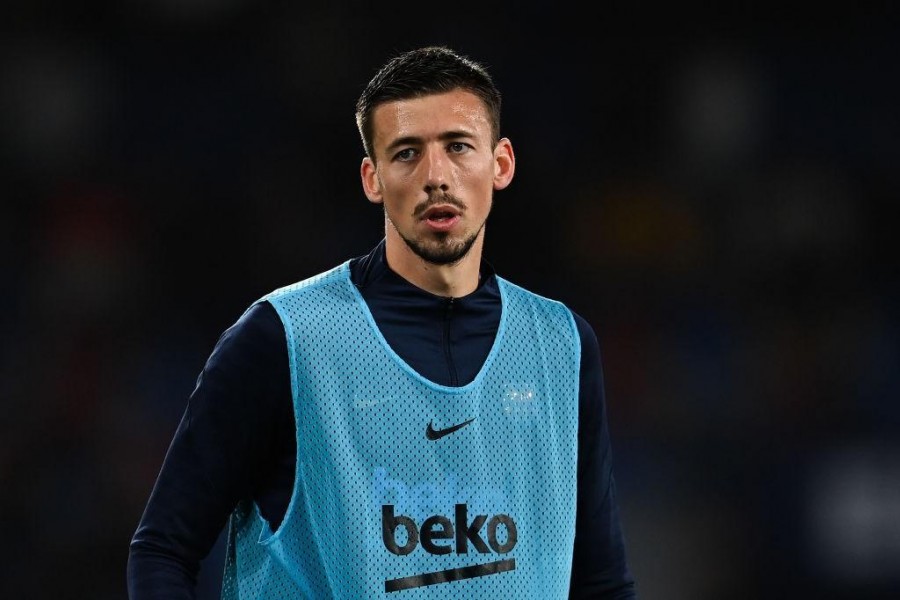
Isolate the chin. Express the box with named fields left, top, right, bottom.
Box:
left=410, top=238, right=475, bottom=266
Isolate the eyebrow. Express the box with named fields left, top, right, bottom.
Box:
left=384, top=130, right=476, bottom=154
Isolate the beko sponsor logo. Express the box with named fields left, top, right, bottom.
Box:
left=370, top=468, right=517, bottom=592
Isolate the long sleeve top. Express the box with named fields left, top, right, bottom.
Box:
left=127, top=239, right=636, bottom=599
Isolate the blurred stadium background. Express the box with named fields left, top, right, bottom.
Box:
left=1, top=3, right=898, bottom=598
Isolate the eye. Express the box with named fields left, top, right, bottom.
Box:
left=394, top=148, right=418, bottom=162
left=448, top=142, right=471, bottom=154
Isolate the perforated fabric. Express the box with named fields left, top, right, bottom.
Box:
left=221, top=262, right=580, bottom=599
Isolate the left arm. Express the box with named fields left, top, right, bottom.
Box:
left=569, top=312, right=637, bottom=599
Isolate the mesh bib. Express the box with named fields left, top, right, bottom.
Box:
left=222, top=262, right=580, bottom=599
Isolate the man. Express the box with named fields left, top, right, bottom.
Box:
left=128, top=45, right=636, bottom=599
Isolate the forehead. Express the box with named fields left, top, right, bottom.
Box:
left=370, top=89, right=491, bottom=147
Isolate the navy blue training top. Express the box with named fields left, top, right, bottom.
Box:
left=127, top=240, right=635, bottom=599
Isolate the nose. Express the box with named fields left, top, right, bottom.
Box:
left=422, top=145, right=449, bottom=193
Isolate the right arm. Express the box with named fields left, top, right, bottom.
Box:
left=127, top=302, right=292, bottom=599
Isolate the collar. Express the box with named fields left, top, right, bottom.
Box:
left=350, top=238, right=497, bottom=298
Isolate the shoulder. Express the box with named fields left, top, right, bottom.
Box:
left=497, top=276, right=593, bottom=327
left=495, top=275, right=572, bottom=316
left=212, top=301, right=286, bottom=361
left=496, top=275, right=601, bottom=358
left=219, top=261, right=353, bottom=354
left=495, top=275, right=560, bottom=303
left=263, top=261, right=352, bottom=303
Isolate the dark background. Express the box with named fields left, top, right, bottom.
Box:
left=2, top=3, right=898, bottom=599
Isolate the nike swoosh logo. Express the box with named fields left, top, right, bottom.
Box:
left=425, top=417, right=476, bottom=441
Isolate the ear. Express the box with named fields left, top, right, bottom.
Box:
left=360, top=157, right=383, bottom=204
left=492, top=137, right=516, bottom=191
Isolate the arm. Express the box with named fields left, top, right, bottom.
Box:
left=569, top=312, right=636, bottom=599
left=127, top=302, right=292, bottom=599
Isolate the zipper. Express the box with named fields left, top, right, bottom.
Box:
left=442, top=297, right=458, bottom=386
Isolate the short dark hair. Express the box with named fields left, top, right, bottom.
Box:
left=355, top=46, right=502, bottom=161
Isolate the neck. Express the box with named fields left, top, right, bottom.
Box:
left=383, top=230, right=483, bottom=298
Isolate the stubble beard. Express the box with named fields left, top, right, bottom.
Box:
left=388, top=211, right=486, bottom=266
left=386, top=192, right=492, bottom=266
left=399, top=224, right=484, bottom=266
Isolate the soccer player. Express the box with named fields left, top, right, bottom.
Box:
left=128, top=45, right=637, bottom=599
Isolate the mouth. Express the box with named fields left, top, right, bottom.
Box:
left=420, top=204, right=462, bottom=232
left=421, top=205, right=461, bottom=222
